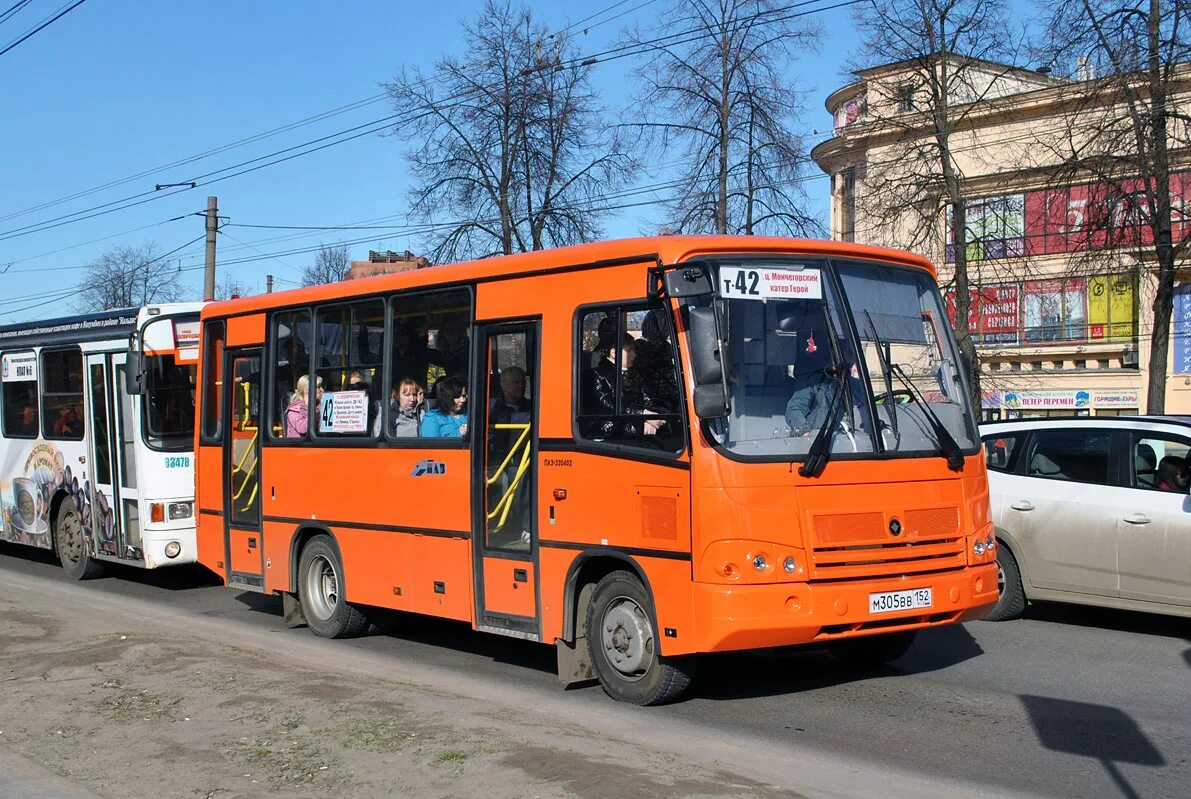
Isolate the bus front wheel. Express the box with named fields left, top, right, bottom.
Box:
left=585, top=570, right=694, bottom=705
left=54, top=497, right=104, bottom=580
left=297, top=536, right=369, bottom=639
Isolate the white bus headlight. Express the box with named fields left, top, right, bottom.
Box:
left=168, top=502, right=193, bottom=520
left=164, top=541, right=182, bottom=558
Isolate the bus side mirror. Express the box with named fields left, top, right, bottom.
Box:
left=688, top=306, right=729, bottom=418
left=125, top=351, right=145, bottom=395
left=664, top=266, right=713, bottom=297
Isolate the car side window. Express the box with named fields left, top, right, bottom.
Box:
left=1024, top=429, right=1113, bottom=485
left=983, top=434, right=1018, bottom=472
left=1131, top=433, right=1190, bottom=493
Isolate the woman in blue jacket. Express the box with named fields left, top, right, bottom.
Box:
left=420, top=376, right=469, bottom=438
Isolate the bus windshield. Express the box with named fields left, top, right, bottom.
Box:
left=700, top=257, right=978, bottom=461
left=142, top=314, right=199, bottom=452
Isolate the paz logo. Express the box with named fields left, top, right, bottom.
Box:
left=412, top=459, right=446, bottom=476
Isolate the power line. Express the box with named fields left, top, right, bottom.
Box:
left=0, top=0, right=88, bottom=58
left=0, top=0, right=857, bottom=246
left=0, top=1, right=34, bottom=27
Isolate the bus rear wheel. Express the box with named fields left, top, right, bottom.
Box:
left=55, top=497, right=104, bottom=580
left=297, top=535, right=369, bottom=639
left=828, top=630, right=917, bottom=667
left=585, top=570, right=694, bottom=705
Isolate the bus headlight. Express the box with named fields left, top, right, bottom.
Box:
left=168, top=502, right=193, bottom=520
left=783, top=556, right=797, bottom=573
left=164, top=541, right=182, bottom=559
left=973, top=540, right=986, bottom=556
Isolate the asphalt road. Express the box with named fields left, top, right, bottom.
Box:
left=2, top=545, right=1188, bottom=799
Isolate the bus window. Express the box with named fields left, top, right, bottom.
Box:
left=2, top=350, right=40, bottom=438
left=41, top=349, right=85, bottom=441
left=270, top=310, right=313, bottom=439
left=388, top=289, right=471, bottom=434
left=576, top=303, right=683, bottom=453
left=142, top=320, right=197, bottom=451
left=201, top=320, right=225, bottom=442
left=314, top=301, right=384, bottom=438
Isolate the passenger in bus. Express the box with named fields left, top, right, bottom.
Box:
left=55, top=406, right=83, bottom=438
left=392, top=321, right=431, bottom=391
left=16, top=405, right=37, bottom=436
left=420, top=376, right=468, bottom=438
left=284, top=374, right=322, bottom=437
left=623, top=338, right=676, bottom=436
left=428, top=319, right=469, bottom=381
left=389, top=378, right=424, bottom=437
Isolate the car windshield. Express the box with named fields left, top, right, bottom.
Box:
left=698, top=257, right=978, bottom=461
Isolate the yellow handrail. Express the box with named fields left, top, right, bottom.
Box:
left=231, top=430, right=258, bottom=474
left=485, top=423, right=532, bottom=532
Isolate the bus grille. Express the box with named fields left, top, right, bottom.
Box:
left=809, top=506, right=965, bottom=581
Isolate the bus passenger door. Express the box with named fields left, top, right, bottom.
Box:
left=84, top=353, right=120, bottom=558
left=110, top=352, right=142, bottom=557
left=473, top=322, right=540, bottom=638
left=223, top=347, right=264, bottom=589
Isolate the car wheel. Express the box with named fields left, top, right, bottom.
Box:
left=985, top=545, right=1026, bottom=621
left=828, top=630, right=917, bottom=666
left=585, top=570, right=695, bottom=705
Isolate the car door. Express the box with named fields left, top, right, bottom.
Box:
left=1114, top=431, right=1191, bottom=608
left=1003, top=428, right=1119, bottom=597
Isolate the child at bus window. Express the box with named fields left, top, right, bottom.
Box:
left=389, top=379, right=424, bottom=437
left=284, top=375, right=322, bottom=437
left=420, top=376, right=468, bottom=438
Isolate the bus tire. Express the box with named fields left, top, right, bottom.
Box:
left=585, top=570, right=694, bottom=705
left=985, top=546, right=1027, bottom=621
left=828, top=630, right=917, bottom=667
left=54, top=497, right=104, bottom=580
left=297, top=535, right=369, bottom=639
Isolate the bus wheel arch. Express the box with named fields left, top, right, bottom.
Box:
left=293, top=530, right=369, bottom=639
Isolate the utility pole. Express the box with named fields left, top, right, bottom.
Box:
left=266, top=274, right=274, bottom=294
left=203, top=196, right=218, bottom=301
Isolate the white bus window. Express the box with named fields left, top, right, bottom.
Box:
left=41, top=349, right=85, bottom=441
left=2, top=350, right=39, bottom=438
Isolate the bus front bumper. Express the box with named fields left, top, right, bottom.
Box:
left=141, top=526, right=197, bottom=569
left=690, top=563, right=998, bottom=654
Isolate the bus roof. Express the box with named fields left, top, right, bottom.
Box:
left=0, top=302, right=206, bottom=349
left=202, top=235, right=937, bottom=319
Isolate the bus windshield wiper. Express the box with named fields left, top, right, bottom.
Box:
left=799, top=307, right=855, bottom=478
left=888, top=362, right=965, bottom=470
left=863, top=310, right=898, bottom=446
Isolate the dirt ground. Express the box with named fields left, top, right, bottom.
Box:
left=0, top=587, right=793, bottom=799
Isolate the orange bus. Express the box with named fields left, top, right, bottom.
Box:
left=194, top=236, right=998, bottom=704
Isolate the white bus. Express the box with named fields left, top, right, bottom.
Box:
left=0, top=303, right=204, bottom=578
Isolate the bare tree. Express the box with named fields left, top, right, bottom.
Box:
left=847, top=0, right=1024, bottom=406
left=216, top=275, right=251, bottom=300
left=626, top=0, right=819, bottom=236
left=1037, top=0, right=1191, bottom=413
left=76, top=242, right=185, bottom=312
left=301, top=243, right=350, bottom=287
left=383, top=1, right=633, bottom=262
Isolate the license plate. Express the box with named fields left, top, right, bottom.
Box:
left=868, top=587, right=932, bottom=614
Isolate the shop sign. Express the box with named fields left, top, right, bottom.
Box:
left=1092, top=390, right=1140, bottom=408
left=1003, top=389, right=1091, bottom=409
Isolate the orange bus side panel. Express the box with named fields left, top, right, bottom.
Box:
left=261, top=519, right=293, bottom=594
left=481, top=558, right=536, bottom=618
left=337, top=528, right=414, bottom=611
left=227, top=527, right=263, bottom=579
left=410, top=535, right=472, bottom=622
left=537, top=546, right=576, bottom=641
left=225, top=313, right=265, bottom=346
left=195, top=445, right=226, bottom=575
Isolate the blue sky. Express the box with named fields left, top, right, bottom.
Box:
left=0, top=0, right=864, bottom=321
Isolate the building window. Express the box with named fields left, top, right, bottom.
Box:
left=1009, top=361, right=1022, bottom=372
left=1074, top=359, right=1086, bottom=369
left=1031, top=360, right=1043, bottom=371
left=840, top=170, right=856, bottom=243
left=896, top=84, right=915, bottom=113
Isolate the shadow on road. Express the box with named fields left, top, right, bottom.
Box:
left=0, top=542, right=222, bottom=591
left=1023, top=602, right=1191, bottom=640
left=1021, top=694, right=1165, bottom=799
left=691, top=623, right=983, bottom=701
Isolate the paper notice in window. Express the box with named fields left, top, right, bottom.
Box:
left=720, top=266, right=822, bottom=300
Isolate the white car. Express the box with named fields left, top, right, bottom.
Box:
left=980, top=416, right=1191, bottom=620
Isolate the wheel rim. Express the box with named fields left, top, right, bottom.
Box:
left=996, top=562, right=1005, bottom=595
left=599, top=595, right=655, bottom=681
left=58, top=510, right=83, bottom=566
left=304, top=554, right=339, bottom=620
